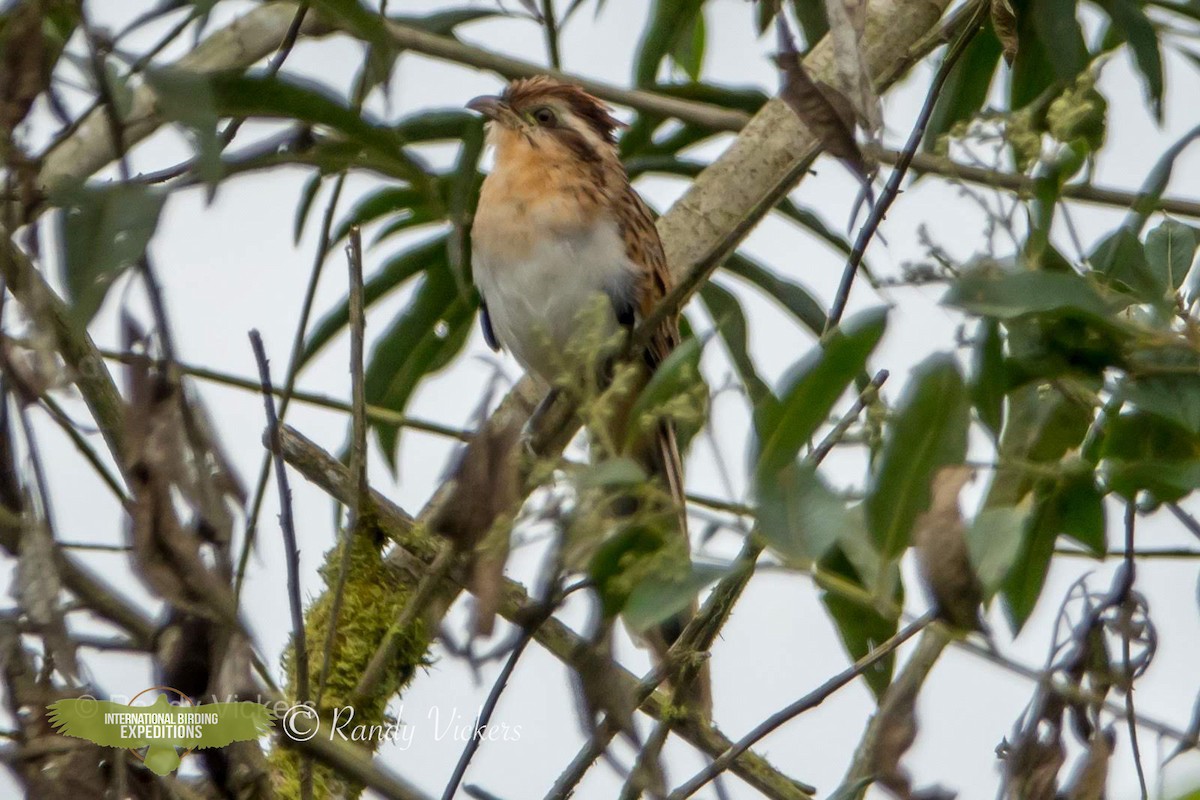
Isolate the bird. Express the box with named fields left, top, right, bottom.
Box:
left=467, top=76, right=708, bottom=713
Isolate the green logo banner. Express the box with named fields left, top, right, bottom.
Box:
left=47, top=692, right=275, bottom=775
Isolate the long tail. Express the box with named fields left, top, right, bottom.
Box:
left=641, top=420, right=711, bottom=717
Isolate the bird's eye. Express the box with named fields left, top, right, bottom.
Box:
left=532, top=107, right=556, bottom=125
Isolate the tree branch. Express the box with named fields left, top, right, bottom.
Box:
left=276, top=425, right=816, bottom=800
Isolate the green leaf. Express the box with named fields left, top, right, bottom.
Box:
left=391, top=8, right=501, bottom=37
left=820, top=575, right=898, bottom=698
left=577, top=458, right=647, bottom=489
left=1100, top=0, right=1164, bottom=118
left=395, top=109, right=479, bottom=141
left=589, top=524, right=669, bottom=618
left=1122, top=372, right=1200, bottom=434
left=866, top=354, right=969, bottom=558
left=1030, top=0, right=1088, bottom=83
left=1144, top=219, right=1197, bottom=292
left=943, top=268, right=1124, bottom=323
left=306, top=0, right=394, bottom=60
left=292, top=172, right=324, bottom=245
left=625, top=155, right=705, bottom=180
left=648, top=81, right=768, bottom=113
left=922, top=23, right=1001, bottom=151
left=754, top=308, right=888, bottom=476
left=724, top=252, right=828, bottom=337
left=201, top=71, right=430, bottom=186
left=364, top=261, right=476, bottom=466
left=1056, top=471, right=1106, bottom=555
left=332, top=186, right=426, bottom=245
left=1000, top=491, right=1060, bottom=630
left=447, top=117, right=486, bottom=289
left=699, top=281, right=772, bottom=405
left=971, top=319, right=1006, bottom=441
left=633, top=0, right=704, bottom=87
left=987, top=382, right=1095, bottom=506
left=626, top=336, right=705, bottom=448
left=1101, top=411, right=1200, bottom=502
left=757, top=462, right=860, bottom=564
left=1009, top=0, right=1058, bottom=109
left=1122, top=123, right=1200, bottom=232
left=144, top=66, right=222, bottom=183
left=623, top=560, right=737, bottom=633
left=1091, top=227, right=1164, bottom=303
left=302, top=235, right=447, bottom=366
left=996, top=464, right=1102, bottom=630
left=1026, top=142, right=1088, bottom=266
left=966, top=506, right=1029, bottom=596
left=670, top=9, right=705, bottom=81
left=53, top=183, right=166, bottom=324
left=790, top=0, right=829, bottom=48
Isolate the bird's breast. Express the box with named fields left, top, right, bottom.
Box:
left=472, top=182, right=635, bottom=383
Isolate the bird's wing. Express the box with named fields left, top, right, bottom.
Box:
left=618, top=188, right=679, bottom=367
left=46, top=699, right=152, bottom=748
left=188, top=702, right=275, bottom=749
left=614, top=185, right=687, bottom=536
left=480, top=301, right=500, bottom=351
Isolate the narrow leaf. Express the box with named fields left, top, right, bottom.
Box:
left=866, top=354, right=969, bottom=558
left=754, top=307, right=887, bottom=476
left=53, top=183, right=166, bottom=324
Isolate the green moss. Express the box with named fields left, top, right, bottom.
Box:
left=270, top=515, right=436, bottom=799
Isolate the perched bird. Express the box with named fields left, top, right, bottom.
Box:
left=467, top=76, right=707, bottom=712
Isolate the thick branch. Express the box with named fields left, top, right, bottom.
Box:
left=277, top=425, right=815, bottom=800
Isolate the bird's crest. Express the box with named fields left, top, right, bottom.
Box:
left=502, top=76, right=623, bottom=144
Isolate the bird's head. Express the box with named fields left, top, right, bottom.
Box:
left=466, top=76, right=623, bottom=165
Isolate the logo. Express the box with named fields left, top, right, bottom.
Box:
left=47, top=686, right=275, bottom=775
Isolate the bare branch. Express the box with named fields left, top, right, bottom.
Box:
left=248, top=329, right=312, bottom=800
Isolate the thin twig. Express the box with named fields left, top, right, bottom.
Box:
left=248, top=329, right=312, bottom=800
left=1168, top=502, right=1200, bottom=543
left=540, top=0, right=562, bottom=70
left=825, top=0, right=987, bottom=331
left=237, top=172, right=348, bottom=599
left=133, top=3, right=312, bottom=186
left=440, top=603, right=552, bottom=800
left=348, top=226, right=370, bottom=517
left=810, top=369, right=888, bottom=463
left=830, top=626, right=951, bottom=796
left=875, top=146, right=1200, bottom=221
left=1053, top=547, right=1200, bottom=559
left=31, top=391, right=128, bottom=506
left=316, top=225, right=369, bottom=707
left=97, top=347, right=468, bottom=440
left=667, top=612, right=935, bottom=800
left=1122, top=503, right=1149, bottom=800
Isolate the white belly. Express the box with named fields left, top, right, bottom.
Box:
left=473, top=218, right=634, bottom=383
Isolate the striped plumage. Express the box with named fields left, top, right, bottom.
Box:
left=468, top=76, right=705, bottom=712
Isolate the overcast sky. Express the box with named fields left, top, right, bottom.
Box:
left=5, top=1, right=1200, bottom=798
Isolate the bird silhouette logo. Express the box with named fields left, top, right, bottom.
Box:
left=47, top=687, right=275, bottom=775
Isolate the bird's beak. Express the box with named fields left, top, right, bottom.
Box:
left=466, top=95, right=522, bottom=128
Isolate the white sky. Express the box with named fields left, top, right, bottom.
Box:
left=4, top=1, right=1200, bottom=798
